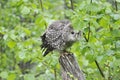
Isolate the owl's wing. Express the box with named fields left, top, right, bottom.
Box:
left=41, top=29, right=62, bottom=56
left=41, top=20, right=68, bottom=56
left=41, top=33, right=54, bottom=56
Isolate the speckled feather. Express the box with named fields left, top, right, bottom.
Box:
left=41, top=20, right=80, bottom=56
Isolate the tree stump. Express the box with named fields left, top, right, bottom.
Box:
left=59, top=52, right=85, bottom=80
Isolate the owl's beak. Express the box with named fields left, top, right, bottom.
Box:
left=77, top=31, right=82, bottom=36
left=76, top=30, right=82, bottom=40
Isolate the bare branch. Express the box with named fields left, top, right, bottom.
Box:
left=83, top=32, right=88, bottom=42
left=70, top=0, right=74, bottom=10
left=39, top=0, right=47, bottom=27
left=87, top=22, right=91, bottom=42
left=91, top=0, right=92, bottom=3
left=54, top=68, right=57, bottom=80
left=115, top=0, right=118, bottom=11
left=95, top=60, right=105, bottom=78
left=39, top=0, right=44, bottom=11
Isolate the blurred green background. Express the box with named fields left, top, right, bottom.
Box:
left=0, top=0, right=120, bottom=80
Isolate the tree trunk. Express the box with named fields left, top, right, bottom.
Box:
left=59, top=52, right=85, bottom=80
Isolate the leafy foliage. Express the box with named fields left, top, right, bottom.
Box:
left=0, top=0, right=120, bottom=80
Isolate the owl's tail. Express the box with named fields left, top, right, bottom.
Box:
left=42, top=48, right=53, bottom=57
left=41, top=45, right=54, bottom=56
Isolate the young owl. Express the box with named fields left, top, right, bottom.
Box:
left=41, top=20, right=81, bottom=56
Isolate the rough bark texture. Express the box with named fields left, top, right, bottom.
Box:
left=59, top=52, right=85, bottom=80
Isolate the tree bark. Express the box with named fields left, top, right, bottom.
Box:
left=59, top=52, right=85, bottom=80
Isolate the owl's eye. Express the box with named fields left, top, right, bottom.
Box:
left=71, top=31, right=74, bottom=34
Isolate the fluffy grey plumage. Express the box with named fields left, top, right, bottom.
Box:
left=41, top=20, right=81, bottom=56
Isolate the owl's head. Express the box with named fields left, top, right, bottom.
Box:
left=62, top=23, right=81, bottom=42
left=67, top=30, right=81, bottom=42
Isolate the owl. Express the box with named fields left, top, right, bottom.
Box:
left=41, top=20, right=81, bottom=56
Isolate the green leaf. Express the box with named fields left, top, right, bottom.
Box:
left=86, top=53, right=96, bottom=63
left=111, top=29, right=120, bottom=37
left=102, top=37, right=113, bottom=45
left=0, top=71, right=8, bottom=79
left=105, top=7, right=112, bottom=14
left=18, top=51, right=26, bottom=59
left=23, top=28, right=31, bottom=36
left=24, top=74, right=35, bottom=80
left=85, top=3, right=102, bottom=12
left=7, top=73, right=16, bottom=80
left=116, top=0, right=120, bottom=2
left=99, top=16, right=110, bottom=27
left=106, top=50, right=114, bottom=56
left=3, top=34, right=8, bottom=40
left=111, top=14, right=120, bottom=20
left=23, top=0, right=28, bottom=2
left=7, top=41, right=16, bottom=48
left=81, top=46, right=89, bottom=54
left=21, top=6, right=30, bottom=15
